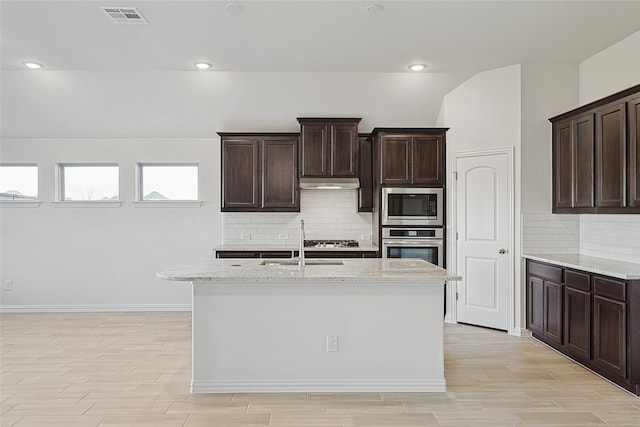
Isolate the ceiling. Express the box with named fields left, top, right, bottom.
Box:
left=3, top=0, right=640, bottom=74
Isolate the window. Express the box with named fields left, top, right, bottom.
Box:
left=0, top=164, right=38, bottom=200
left=60, top=164, right=119, bottom=201
left=138, top=164, right=198, bottom=201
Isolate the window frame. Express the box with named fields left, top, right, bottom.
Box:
left=54, top=163, right=121, bottom=207
left=133, top=162, right=202, bottom=208
left=0, top=163, right=40, bottom=207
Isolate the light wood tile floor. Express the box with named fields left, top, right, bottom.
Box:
left=1, top=312, right=639, bottom=426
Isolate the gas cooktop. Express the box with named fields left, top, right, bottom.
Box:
left=304, top=239, right=359, bottom=248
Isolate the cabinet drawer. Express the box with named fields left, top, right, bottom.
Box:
left=260, top=251, right=293, bottom=259
left=594, top=276, right=626, bottom=301
left=305, top=251, right=360, bottom=258
left=565, top=269, right=591, bottom=292
left=528, top=261, right=563, bottom=282
left=216, top=251, right=260, bottom=258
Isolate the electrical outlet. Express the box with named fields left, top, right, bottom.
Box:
left=326, top=335, right=338, bottom=352
left=586, top=242, right=597, bottom=250
left=4, top=280, right=12, bottom=291
left=278, top=233, right=289, bottom=240
left=360, top=234, right=371, bottom=241
left=240, top=233, right=251, bottom=240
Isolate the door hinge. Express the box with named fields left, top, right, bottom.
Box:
left=456, top=232, right=459, bottom=240
left=456, top=292, right=459, bottom=301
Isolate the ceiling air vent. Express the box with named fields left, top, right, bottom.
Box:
left=100, top=7, right=148, bottom=24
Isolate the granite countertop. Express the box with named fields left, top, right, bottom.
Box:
left=523, top=253, right=640, bottom=280
left=157, top=258, right=461, bottom=283
left=214, top=242, right=379, bottom=252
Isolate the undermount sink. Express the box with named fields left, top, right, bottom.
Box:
left=260, top=260, right=344, bottom=266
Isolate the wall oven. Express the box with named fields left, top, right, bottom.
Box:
left=382, top=227, right=444, bottom=267
left=381, top=188, right=443, bottom=226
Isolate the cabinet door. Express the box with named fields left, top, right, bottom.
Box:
left=380, top=136, right=411, bottom=185
left=564, top=287, right=591, bottom=360
left=595, top=102, right=626, bottom=207
left=594, top=295, right=627, bottom=378
left=554, top=119, right=574, bottom=209
left=528, top=275, right=544, bottom=334
left=300, top=124, right=328, bottom=177
left=358, top=135, right=373, bottom=212
left=221, top=139, right=260, bottom=210
left=574, top=114, right=595, bottom=208
left=628, top=95, right=640, bottom=207
left=412, top=135, right=443, bottom=186
left=262, top=139, right=299, bottom=210
left=330, top=124, right=358, bottom=177
left=543, top=280, right=563, bottom=345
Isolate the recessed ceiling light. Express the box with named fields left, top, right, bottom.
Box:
left=23, top=62, right=44, bottom=70
left=365, top=4, right=384, bottom=13
left=408, top=63, right=427, bottom=72
left=194, top=62, right=212, bottom=70
left=225, top=3, right=243, bottom=12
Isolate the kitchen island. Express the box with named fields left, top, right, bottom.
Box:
left=157, top=258, right=460, bottom=393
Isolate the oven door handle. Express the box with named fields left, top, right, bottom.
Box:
left=382, top=239, right=443, bottom=246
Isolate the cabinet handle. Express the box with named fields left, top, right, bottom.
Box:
left=498, top=248, right=507, bottom=254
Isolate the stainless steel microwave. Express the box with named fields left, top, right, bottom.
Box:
left=381, top=188, right=443, bottom=226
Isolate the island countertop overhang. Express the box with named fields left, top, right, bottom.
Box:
left=157, top=258, right=461, bottom=283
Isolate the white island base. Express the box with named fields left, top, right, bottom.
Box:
left=192, top=280, right=446, bottom=393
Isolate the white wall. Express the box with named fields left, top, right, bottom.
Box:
left=438, top=63, right=587, bottom=334
left=0, top=138, right=219, bottom=310
left=438, top=65, right=522, bottom=153
left=520, top=64, right=579, bottom=215
left=576, top=29, right=640, bottom=262
left=437, top=64, right=524, bottom=334
left=579, top=30, right=640, bottom=105
left=2, top=71, right=461, bottom=310
left=1, top=71, right=469, bottom=138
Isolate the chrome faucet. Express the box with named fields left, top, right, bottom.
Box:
left=298, top=219, right=306, bottom=267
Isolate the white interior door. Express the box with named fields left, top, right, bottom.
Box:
left=455, top=151, right=512, bottom=330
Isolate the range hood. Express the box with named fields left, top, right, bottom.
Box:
left=299, top=177, right=360, bottom=190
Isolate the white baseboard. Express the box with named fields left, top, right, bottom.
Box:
left=0, top=304, right=191, bottom=313
left=509, top=327, right=531, bottom=337
left=191, top=379, right=447, bottom=393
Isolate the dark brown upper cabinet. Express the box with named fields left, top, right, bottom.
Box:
left=628, top=94, right=640, bottom=207
left=297, top=118, right=361, bottom=178
left=553, top=112, right=595, bottom=210
left=595, top=102, right=626, bottom=208
left=358, top=134, right=373, bottom=212
left=550, top=83, right=640, bottom=213
left=372, top=128, right=447, bottom=187
left=219, top=133, right=299, bottom=212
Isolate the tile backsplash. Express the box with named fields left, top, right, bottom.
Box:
left=579, top=215, right=640, bottom=263
left=523, top=213, right=640, bottom=263
left=222, top=190, right=373, bottom=245
left=522, top=214, right=580, bottom=255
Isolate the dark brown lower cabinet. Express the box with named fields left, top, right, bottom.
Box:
left=593, top=295, right=626, bottom=378
left=564, top=287, right=591, bottom=360
left=528, top=276, right=544, bottom=335
left=527, top=261, right=562, bottom=344
left=543, top=280, right=563, bottom=345
left=527, top=259, right=639, bottom=395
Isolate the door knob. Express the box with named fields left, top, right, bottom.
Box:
left=498, top=248, right=507, bottom=254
